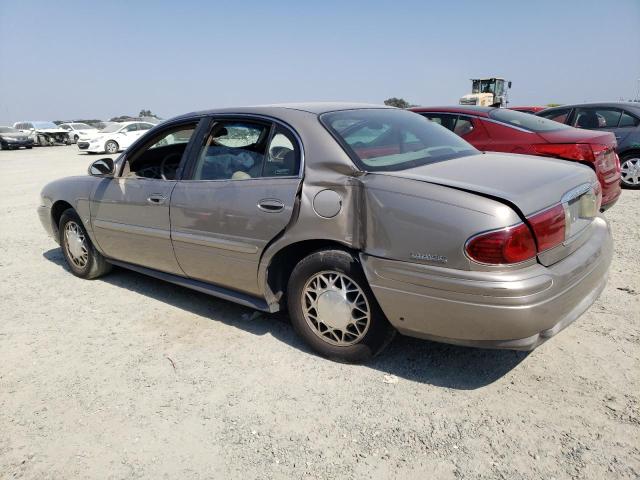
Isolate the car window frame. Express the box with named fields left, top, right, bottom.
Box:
left=181, top=114, right=304, bottom=182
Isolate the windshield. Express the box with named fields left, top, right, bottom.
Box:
left=0, top=127, right=18, bottom=133
left=32, top=121, right=58, bottom=129
left=489, top=108, right=571, bottom=132
left=100, top=124, right=122, bottom=133
left=321, top=109, right=479, bottom=172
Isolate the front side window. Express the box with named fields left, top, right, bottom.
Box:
left=138, top=123, right=153, bottom=131
left=192, top=121, right=271, bottom=180
left=123, top=124, right=197, bottom=180
left=321, top=109, right=478, bottom=172
left=125, top=124, right=138, bottom=132
left=572, top=108, right=621, bottom=129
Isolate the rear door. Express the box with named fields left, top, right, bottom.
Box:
left=170, top=116, right=302, bottom=296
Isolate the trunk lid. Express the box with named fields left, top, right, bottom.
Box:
left=536, top=127, right=616, bottom=147
left=378, top=152, right=596, bottom=216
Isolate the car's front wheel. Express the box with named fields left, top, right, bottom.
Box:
left=287, top=249, right=395, bottom=362
left=105, top=140, right=119, bottom=154
left=620, top=153, right=640, bottom=189
left=59, top=209, right=112, bottom=279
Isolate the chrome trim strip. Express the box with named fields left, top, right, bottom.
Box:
left=93, top=219, right=170, bottom=239
left=561, top=182, right=593, bottom=203
left=171, top=230, right=259, bottom=254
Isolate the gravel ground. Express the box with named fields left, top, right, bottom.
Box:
left=1, top=145, right=638, bottom=479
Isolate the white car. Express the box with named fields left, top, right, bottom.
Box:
left=77, top=121, right=155, bottom=154
left=59, top=123, right=99, bottom=143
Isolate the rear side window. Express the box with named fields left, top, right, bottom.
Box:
left=538, top=108, right=571, bottom=124
left=420, top=114, right=474, bottom=136
left=619, top=111, right=640, bottom=128
left=572, top=108, right=621, bottom=129
left=192, top=121, right=271, bottom=180
left=489, top=108, right=570, bottom=132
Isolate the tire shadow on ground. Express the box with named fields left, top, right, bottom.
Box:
left=43, top=248, right=528, bottom=390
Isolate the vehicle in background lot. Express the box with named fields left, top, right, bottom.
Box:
left=77, top=121, right=154, bottom=153
left=537, top=102, right=640, bottom=189
left=13, top=121, right=70, bottom=146
left=509, top=106, right=547, bottom=114
left=59, top=123, right=99, bottom=143
left=38, top=103, right=612, bottom=362
left=459, top=77, right=511, bottom=107
left=0, top=126, right=34, bottom=150
left=411, top=106, right=621, bottom=209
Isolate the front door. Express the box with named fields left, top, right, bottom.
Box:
left=90, top=122, right=199, bottom=274
left=170, top=118, right=302, bottom=295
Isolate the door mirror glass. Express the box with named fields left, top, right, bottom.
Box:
left=89, top=158, right=115, bottom=177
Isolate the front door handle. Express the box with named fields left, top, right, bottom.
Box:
left=257, top=199, right=284, bottom=212
left=147, top=194, right=166, bottom=205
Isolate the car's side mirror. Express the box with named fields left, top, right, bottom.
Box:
left=89, top=158, right=115, bottom=177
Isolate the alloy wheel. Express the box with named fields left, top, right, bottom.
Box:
left=301, top=271, right=371, bottom=346
left=621, top=157, right=640, bottom=186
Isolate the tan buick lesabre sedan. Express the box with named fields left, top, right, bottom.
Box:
left=38, top=104, right=612, bottom=362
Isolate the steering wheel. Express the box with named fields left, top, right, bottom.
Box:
left=160, top=153, right=182, bottom=180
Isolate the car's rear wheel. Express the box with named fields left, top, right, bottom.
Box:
left=620, top=154, right=640, bottom=189
left=287, top=249, right=395, bottom=362
left=59, top=209, right=112, bottom=279
left=105, top=140, right=119, bottom=154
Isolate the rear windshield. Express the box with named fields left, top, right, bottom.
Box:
left=321, top=109, right=479, bottom=172
left=489, top=108, right=570, bottom=132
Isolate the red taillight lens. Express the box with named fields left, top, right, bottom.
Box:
left=528, top=204, right=566, bottom=252
left=593, top=181, right=602, bottom=211
left=591, top=144, right=619, bottom=173
left=465, top=223, right=537, bottom=264
left=532, top=143, right=594, bottom=162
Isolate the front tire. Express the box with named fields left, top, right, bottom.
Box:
left=105, top=140, right=119, bottom=154
left=620, top=153, right=640, bottom=189
left=287, top=249, right=395, bottom=362
left=59, top=209, right=112, bottom=279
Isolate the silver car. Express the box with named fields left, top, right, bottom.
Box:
left=38, top=104, right=612, bottom=362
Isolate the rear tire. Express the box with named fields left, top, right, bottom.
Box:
left=620, top=153, right=640, bottom=189
left=59, top=209, right=112, bottom=279
left=287, top=249, right=395, bottom=363
left=105, top=140, right=119, bottom=154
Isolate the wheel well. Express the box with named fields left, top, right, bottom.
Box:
left=620, top=148, right=640, bottom=160
left=51, top=200, right=73, bottom=238
left=266, top=239, right=357, bottom=307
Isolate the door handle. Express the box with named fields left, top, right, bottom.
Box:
left=147, top=194, right=166, bottom=205
left=257, top=199, right=284, bottom=213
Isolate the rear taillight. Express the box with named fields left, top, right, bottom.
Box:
left=465, top=203, right=573, bottom=265
left=531, top=143, right=594, bottom=162
left=465, top=223, right=537, bottom=264
left=528, top=204, right=566, bottom=252
left=591, top=144, right=619, bottom=173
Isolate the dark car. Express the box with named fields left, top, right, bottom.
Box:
left=537, top=102, right=640, bottom=189
left=410, top=106, right=621, bottom=209
left=0, top=126, right=34, bottom=150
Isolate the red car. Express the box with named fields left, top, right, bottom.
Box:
left=410, top=106, right=621, bottom=209
left=509, top=106, right=548, bottom=114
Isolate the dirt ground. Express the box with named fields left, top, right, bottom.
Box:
left=1, top=145, right=638, bottom=479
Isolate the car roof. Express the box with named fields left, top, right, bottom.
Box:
left=410, top=106, right=495, bottom=116
left=542, top=101, right=640, bottom=111
left=172, top=102, right=394, bottom=121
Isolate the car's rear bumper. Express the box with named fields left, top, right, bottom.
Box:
left=360, top=216, right=612, bottom=351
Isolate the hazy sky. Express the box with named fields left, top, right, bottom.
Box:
left=1, top=0, right=639, bottom=123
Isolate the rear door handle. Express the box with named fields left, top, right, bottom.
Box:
left=147, top=194, right=166, bottom=205
left=257, top=199, right=284, bottom=212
